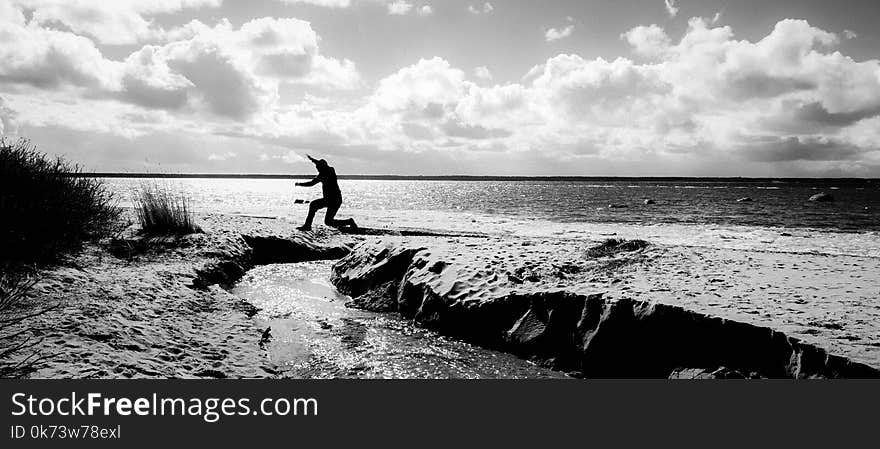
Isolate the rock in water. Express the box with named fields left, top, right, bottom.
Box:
left=737, top=197, right=753, bottom=202
left=809, top=192, right=834, bottom=202
left=608, top=204, right=628, bottom=209
left=643, top=199, right=655, bottom=205
left=294, top=199, right=305, bottom=204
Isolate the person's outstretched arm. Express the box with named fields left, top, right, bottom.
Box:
left=296, top=176, right=320, bottom=187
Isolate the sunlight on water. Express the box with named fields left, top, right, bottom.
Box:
left=106, top=178, right=880, bottom=257
left=231, top=262, right=566, bottom=379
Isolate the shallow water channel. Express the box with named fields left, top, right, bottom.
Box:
left=231, top=261, right=567, bottom=379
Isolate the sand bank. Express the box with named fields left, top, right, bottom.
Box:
left=9, top=212, right=879, bottom=378
left=331, top=236, right=880, bottom=378
left=9, top=213, right=352, bottom=378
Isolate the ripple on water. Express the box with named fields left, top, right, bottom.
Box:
left=231, top=261, right=568, bottom=379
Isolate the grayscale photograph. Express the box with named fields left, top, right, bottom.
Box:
left=2, top=0, right=879, bottom=382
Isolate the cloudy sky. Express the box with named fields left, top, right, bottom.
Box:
left=1, top=0, right=879, bottom=176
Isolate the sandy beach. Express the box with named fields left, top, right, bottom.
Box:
left=331, top=236, right=880, bottom=378
left=5, top=210, right=877, bottom=379
left=9, top=213, right=349, bottom=378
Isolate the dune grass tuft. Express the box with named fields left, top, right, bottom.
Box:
left=133, top=182, right=201, bottom=235
left=0, top=137, right=122, bottom=266
left=0, top=266, right=56, bottom=378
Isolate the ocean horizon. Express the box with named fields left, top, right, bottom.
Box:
left=79, top=173, right=880, bottom=181
left=103, top=177, right=880, bottom=258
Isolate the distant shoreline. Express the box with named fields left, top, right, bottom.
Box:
left=72, top=173, right=878, bottom=183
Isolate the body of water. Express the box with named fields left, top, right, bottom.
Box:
left=106, top=177, right=880, bottom=257
left=231, top=261, right=566, bottom=379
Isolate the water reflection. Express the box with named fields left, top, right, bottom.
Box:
left=231, top=261, right=567, bottom=379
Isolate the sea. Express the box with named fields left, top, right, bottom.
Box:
left=105, top=177, right=880, bottom=258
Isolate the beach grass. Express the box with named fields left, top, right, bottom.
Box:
left=133, top=181, right=201, bottom=235
left=0, top=137, right=122, bottom=266
left=0, top=267, right=55, bottom=378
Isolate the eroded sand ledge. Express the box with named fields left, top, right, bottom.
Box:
left=18, top=212, right=880, bottom=378
left=331, top=239, right=880, bottom=379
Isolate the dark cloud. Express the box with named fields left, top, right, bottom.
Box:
left=725, top=73, right=815, bottom=101
left=120, top=74, right=190, bottom=110
left=0, top=46, right=106, bottom=89
left=792, top=101, right=880, bottom=127
left=167, top=48, right=265, bottom=120
left=400, top=122, right=434, bottom=140
left=740, top=136, right=868, bottom=162
left=763, top=101, right=880, bottom=134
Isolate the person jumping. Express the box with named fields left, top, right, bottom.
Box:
left=295, top=155, right=358, bottom=231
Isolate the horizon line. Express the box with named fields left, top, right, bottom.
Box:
left=70, top=173, right=880, bottom=181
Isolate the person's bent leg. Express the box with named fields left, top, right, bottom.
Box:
left=299, top=198, right=327, bottom=230
left=324, top=201, right=357, bottom=229
left=323, top=201, right=341, bottom=227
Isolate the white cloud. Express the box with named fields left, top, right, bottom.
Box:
left=0, top=1, right=25, bottom=25
left=128, top=18, right=361, bottom=117
left=0, top=20, right=123, bottom=90
left=280, top=0, right=424, bottom=14
left=474, top=66, right=493, bottom=80
left=208, top=151, right=237, bottom=161
left=545, top=25, right=574, bottom=42
left=4, top=4, right=880, bottom=175
left=387, top=1, right=412, bottom=15
left=9, top=0, right=222, bottom=45
left=0, top=98, right=18, bottom=135
left=278, top=0, right=352, bottom=7
left=317, top=18, right=880, bottom=173
left=468, top=2, right=493, bottom=14
left=621, top=24, right=671, bottom=58
left=0, top=14, right=360, bottom=123
left=843, top=29, right=858, bottom=40
left=664, top=0, right=679, bottom=18
left=371, top=57, right=467, bottom=112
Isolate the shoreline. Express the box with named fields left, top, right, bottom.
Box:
left=72, top=173, right=880, bottom=182
left=10, top=211, right=880, bottom=378
left=100, top=177, right=880, bottom=237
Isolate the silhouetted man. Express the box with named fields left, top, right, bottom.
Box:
left=296, top=155, right=358, bottom=231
